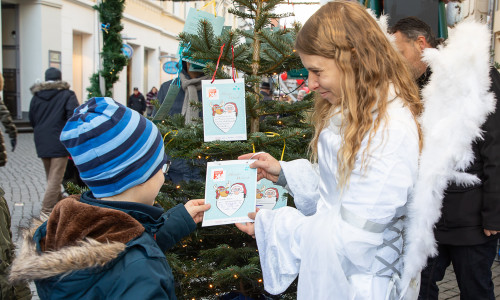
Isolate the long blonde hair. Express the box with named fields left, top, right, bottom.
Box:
left=295, top=1, right=423, bottom=189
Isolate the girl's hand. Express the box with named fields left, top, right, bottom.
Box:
left=235, top=209, right=259, bottom=238
left=238, top=152, right=281, bottom=183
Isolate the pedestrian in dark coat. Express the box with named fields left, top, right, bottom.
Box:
left=259, top=81, right=273, bottom=101
left=9, top=97, right=210, bottom=300
left=392, top=17, right=500, bottom=300
left=29, top=67, right=79, bottom=215
left=127, top=87, right=146, bottom=115
left=146, top=87, right=158, bottom=117
left=0, top=99, right=16, bottom=167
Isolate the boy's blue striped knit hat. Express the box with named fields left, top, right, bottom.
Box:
left=60, top=97, right=167, bottom=198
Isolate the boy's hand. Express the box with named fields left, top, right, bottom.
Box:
left=185, top=199, right=211, bottom=224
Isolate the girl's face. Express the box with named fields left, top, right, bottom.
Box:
left=299, top=53, right=343, bottom=105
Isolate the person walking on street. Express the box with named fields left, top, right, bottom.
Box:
left=392, top=17, right=500, bottom=300
left=146, top=87, right=158, bottom=117
left=259, top=82, right=272, bottom=101
left=29, top=67, right=79, bottom=216
left=128, top=87, right=146, bottom=115
left=0, top=79, right=17, bottom=165
left=0, top=72, right=32, bottom=300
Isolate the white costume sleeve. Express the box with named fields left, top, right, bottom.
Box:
left=279, top=159, right=319, bottom=216
left=254, top=207, right=304, bottom=295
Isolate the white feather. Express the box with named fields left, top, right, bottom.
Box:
left=399, top=21, right=496, bottom=299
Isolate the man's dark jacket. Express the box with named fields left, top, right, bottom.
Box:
left=157, top=70, right=203, bottom=117
left=419, top=68, right=500, bottom=245
left=128, top=92, right=146, bottom=114
left=29, top=81, right=79, bottom=158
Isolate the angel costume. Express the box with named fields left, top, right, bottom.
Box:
left=255, top=91, right=420, bottom=300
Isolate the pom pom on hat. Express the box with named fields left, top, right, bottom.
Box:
left=60, top=97, right=167, bottom=198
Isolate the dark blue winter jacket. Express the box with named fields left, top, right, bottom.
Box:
left=9, top=192, right=196, bottom=299
left=29, top=81, right=79, bottom=158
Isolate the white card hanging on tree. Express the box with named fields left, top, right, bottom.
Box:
left=202, top=78, right=247, bottom=141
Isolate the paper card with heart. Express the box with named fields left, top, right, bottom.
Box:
left=256, top=179, right=288, bottom=210
left=202, top=160, right=257, bottom=227
left=202, top=78, right=247, bottom=142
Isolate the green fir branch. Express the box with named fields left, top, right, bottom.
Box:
left=87, top=0, right=127, bottom=99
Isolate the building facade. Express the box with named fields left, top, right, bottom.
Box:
left=2, top=0, right=500, bottom=121
left=0, top=0, right=237, bottom=119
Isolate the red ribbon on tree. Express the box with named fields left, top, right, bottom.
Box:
left=211, top=43, right=225, bottom=84
left=231, top=45, right=236, bottom=82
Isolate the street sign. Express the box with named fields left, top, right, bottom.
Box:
left=121, top=44, right=133, bottom=59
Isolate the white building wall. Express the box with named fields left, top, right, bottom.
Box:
left=18, top=2, right=43, bottom=113
left=40, top=2, right=62, bottom=68
left=146, top=48, right=158, bottom=92
left=61, top=0, right=96, bottom=102
left=113, top=64, right=128, bottom=104
left=2, top=0, right=239, bottom=115
left=130, top=43, right=144, bottom=98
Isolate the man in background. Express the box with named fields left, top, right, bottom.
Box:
left=127, top=87, right=146, bottom=115
left=259, top=82, right=272, bottom=101
left=157, top=61, right=208, bottom=184
left=392, top=17, right=500, bottom=300
left=29, top=67, right=79, bottom=215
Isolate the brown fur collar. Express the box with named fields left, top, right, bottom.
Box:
left=9, top=196, right=145, bottom=283
left=30, top=81, right=70, bottom=94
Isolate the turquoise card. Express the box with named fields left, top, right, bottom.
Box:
left=184, top=7, right=225, bottom=36
left=202, top=78, right=247, bottom=142
left=256, top=179, right=288, bottom=210
left=203, top=160, right=257, bottom=227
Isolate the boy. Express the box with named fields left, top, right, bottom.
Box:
left=9, top=97, right=210, bottom=299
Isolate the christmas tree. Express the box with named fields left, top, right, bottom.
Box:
left=153, top=0, right=315, bottom=298
left=87, top=0, right=128, bottom=98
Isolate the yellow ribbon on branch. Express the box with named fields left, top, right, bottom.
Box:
left=163, top=130, right=179, bottom=149
left=251, top=132, right=286, bottom=161
left=200, top=0, right=217, bottom=16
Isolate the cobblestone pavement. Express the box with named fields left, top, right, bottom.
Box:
left=0, top=133, right=499, bottom=299
left=0, top=133, right=43, bottom=299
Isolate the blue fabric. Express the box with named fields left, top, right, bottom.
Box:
left=33, top=193, right=196, bottom=300
left=34, top=234, right=175, bottom=300
left=60, top=97, right=167, bottom=197
left=419, top=240, right=498, bottom=300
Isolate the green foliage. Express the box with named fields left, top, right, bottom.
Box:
left=87, top=0, right=128, bottom=99
left=155, top=0, right=312, bottom=298
left=63, top=182, right=89, bottom=195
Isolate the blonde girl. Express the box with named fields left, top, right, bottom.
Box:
left=237, top=1, right=422, bottom=299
